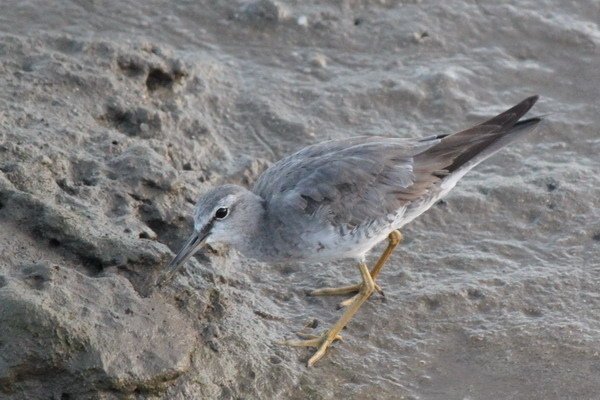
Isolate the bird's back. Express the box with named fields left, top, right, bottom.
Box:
left=251, top=96, right=541, bottom=261
left=253, top=136, right=436, bottom=225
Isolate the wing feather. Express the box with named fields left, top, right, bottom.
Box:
left=253, top=137, right=438, bottom=229
left=253, top=96, right=540, bottom=231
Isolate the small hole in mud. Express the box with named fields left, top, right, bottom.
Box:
left=82, top=177, right=98, bottom=186
left=146, top=219, right=169, bottom=238
left=306, top=318, right=319, bottom=329
left=25, top=273, right=48, bottom=290
left=593, top=232, right=600, bottom=242
left=0, top=199, right=4, bottom=209
left=61, top=393, right=71, bottom=400
left=183, top=162, right=192, bottom=171
left=467, top=288, right=484, bottom=299
left=117, top=57, right=145, bottom=77
left=49, top=238, right=61, bottom=247
left=146, top=68, right=174, bottom=91
left=354, top=17, right=363, bottom=26
left=523, top=307, right=543, bottom=317
left=139, top=231, right=150, bottom=239
left=425, top=297, right=441, bottom=310
left=83, top=257, right=104, bottom=275
left=56, top=178, right=77, bottom=195
left=269, top=355, right=282, bottom=364
left=111, top=140, right=119, bottom=145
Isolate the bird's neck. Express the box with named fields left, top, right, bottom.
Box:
left=233, top=196, right=285, bottom=262
left=229, top=194, right=267, bottom=257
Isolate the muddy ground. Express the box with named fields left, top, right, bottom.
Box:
left=0, top=1, right=599, bottom=399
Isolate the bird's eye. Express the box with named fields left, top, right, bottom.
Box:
left=215, top=207, right=229, bottom=219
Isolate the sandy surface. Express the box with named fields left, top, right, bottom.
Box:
left=0, top=1, right=599, bottom=399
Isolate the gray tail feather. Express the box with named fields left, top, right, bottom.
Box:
left=400, top=96, right=542, bottom=215
left=451, top=114, right=542, bottom=175
left=437, top=95, right=542, bottom=176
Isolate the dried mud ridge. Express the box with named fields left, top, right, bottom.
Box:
left=0, top=33, right=256, bottom=398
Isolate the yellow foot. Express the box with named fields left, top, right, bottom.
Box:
left=278, top=331, right=343, bottom=367
left=309, top=282, right=383, bottom=297
left=338, top=293, right=359, bottom=308
left=309, top=282, right=383, bottom=308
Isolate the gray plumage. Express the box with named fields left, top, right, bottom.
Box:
left=163, top=96, right=541, bottom=278
left=159, top=95, right=543, bottom=367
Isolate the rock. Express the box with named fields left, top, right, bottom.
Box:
left=297, top=15, right=308, bottom=27
left=108, top=145, right=179, bottom=192
left=309, top=53, right=327, bottom=69
left=0, top=263, right=195, bottom=397
left=102, top=102, right=164, bottom=139
left=235, top=0, right=289, bottom=26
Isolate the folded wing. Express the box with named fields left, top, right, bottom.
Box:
left=253, top=96, right=541, bottom=231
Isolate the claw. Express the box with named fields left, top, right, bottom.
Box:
left=278, top=331, right=342, bottom=348
left=308, top=283, right=362, bottom=297
left=280, top=232, right=402, bottom=366
left=336, top=283, right=384, bottom=308
left=337, top=295, right=357, bottom=309
left=310, top=282, right=384, bottom=309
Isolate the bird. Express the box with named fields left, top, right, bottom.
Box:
left=160, top=96, right=542, bottom=367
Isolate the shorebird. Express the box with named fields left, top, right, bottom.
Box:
left=161, top=96, right=541, bottom=366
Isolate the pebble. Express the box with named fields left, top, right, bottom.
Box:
left=297, top=15, right=308, bottom=27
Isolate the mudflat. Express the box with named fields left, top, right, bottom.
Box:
left=0, top=1, right=598, bottom=399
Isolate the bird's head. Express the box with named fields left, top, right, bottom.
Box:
left=159, top=184, right=264, bottom=285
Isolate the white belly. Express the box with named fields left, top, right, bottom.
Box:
left=298, top=218, right=398, bottom=262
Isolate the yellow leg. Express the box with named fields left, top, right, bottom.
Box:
left=309, top=230, right=403, bottom=308
left=280, top=261, right=375, bottom=366
left=369, top=230, right=402, bottom=280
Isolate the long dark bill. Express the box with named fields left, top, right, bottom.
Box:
left=157, top=225, right=210, bottom=287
